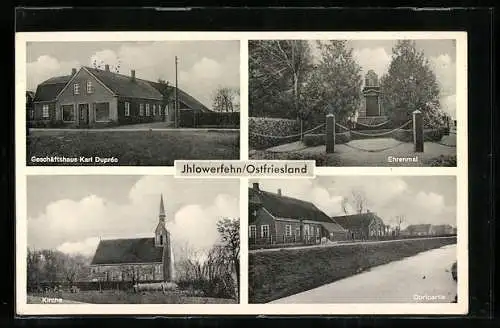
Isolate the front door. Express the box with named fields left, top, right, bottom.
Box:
left=78, top=104, right=89, bottom=126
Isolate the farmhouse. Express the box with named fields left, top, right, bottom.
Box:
left=333, top=212, right=388, bottom=241
left=430, top=224, right=455, bottom=235
left=248, top=183, right=348, bottom=247
left=30, top=66, right=209, bottom=128
left=90, top=194, right=174, bottom=282
left=404, top=224, right=433, bottom=236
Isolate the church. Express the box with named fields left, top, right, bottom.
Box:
left=89, top=194, right=174, bottom=282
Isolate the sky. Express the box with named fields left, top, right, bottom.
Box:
left=26, top=41, right=240, bottom=108
left=27, top=175, right=240, bottom=258
left=310, top=39, right=457, bottom=119
left=250, top=176, right=457, bottom=228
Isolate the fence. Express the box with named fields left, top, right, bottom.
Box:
left=27, top=280, right=165, bottom=293
left=179, top=109, right=240, bottom=128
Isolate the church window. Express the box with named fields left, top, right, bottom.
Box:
left=160, top=234, right=164, bottom=245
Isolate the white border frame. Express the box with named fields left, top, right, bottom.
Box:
left=16, top=31, right=468, bottom=315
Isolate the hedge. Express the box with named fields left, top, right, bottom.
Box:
left=303, top=132, right=351, bottom=147
left=249, top=117, right=301, bottom=150
left=179, top=110, right=240, bottom=128
left=392, top=128, right=445, bottom=143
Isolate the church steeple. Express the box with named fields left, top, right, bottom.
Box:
left=159, top=193, right=166, bottom=223
left=155, top=194, right=168, bottom=247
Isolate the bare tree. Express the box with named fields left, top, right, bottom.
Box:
left=212, top=87, right=238, bottom=112
left=341, top=189, right=369, bottom=214
left=216, top=217, right=240, bottom=299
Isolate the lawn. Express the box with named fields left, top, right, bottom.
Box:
left=249, top=237, right=457, bottom=303
left=250, top=137, right=456, bottom=167
left=27, top=130, right=240, bottom=166
left=27, top=290, right=237, bottom=304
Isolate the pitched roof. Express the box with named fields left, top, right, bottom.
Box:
left=320, top=221, right=348, bottom=233
left=91, top=237, right=163, bottom=265
left=333, top=212, right=383, bottom=231
left=148, top=81, right=210, bottom=112
left=249, top=187, right=344, bottom=226
left=84, top=67, right=163, bottom=100
left=33, top=75, right=72, bottom=102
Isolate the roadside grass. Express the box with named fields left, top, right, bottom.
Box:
left=249, top=237, right=456, bottom=303
left=27, top=290, right=237, bottom=304
left=27, top=130, right=240, bottom=166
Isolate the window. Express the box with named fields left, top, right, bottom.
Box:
left=42, top=104, right=49, bottom=118
left=316, top=226, right=320, bottom=236
left=304, top=224, right=310, bottom=236
left=146, top=104, right=150, bottom=116
left=139, top=104, right=144, bottom=116
left=124, top=102, right=130, bottom=117
left=295, top=227, right=301, bottom=237
left=261, top=225, right=269, bottom=238
left=73, top=83, right=80, bottom=95
left=95, top=102, right=110, bottom=122
left=86, top=81, right=93, bottom=93
left=61, top=104, right=75, bottom=121
left=160, top=235, right=164, bottom=246
left=29, top=110, right=34, bottom=120
left=249, top=225, right=256, bottom=239
left=153, top=104, right=156, bottom=116
left=285, top=224, right=292, bottom=237
left=159, top=105, right=163, bottom=116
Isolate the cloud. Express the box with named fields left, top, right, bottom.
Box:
left=26, top=55, right=79, bottom=91
left=57, top=237, right=100, bottom=256
left=352, top=47, right=391, bottom=79
left=253, top=177, right=454, bottom=227
left=429, top=54, right=456, bottom=96
left=28, top=176, right=239, bottom=257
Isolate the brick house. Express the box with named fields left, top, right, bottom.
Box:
left=429, top=224, right=455, bottom=235
left=31, top=66, right=208, bottom=128
left=404, top=224, right=433, bottom=236
left=333, top=211, right=388, bottom=241
left=248, top=183, right=348, bottom=247
left=89, top=194, right=174, bottom=283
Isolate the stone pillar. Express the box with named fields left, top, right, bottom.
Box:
left=413, top=110, right=424, bottom=152
left=326, top=114, right=335, bottom=153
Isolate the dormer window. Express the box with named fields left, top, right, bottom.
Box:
left=73, top=83, right=80, bottom=95
left=86, top=81, right=93, bottom=94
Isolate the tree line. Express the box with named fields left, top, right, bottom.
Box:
left=249, top=40, right=450, bottom=127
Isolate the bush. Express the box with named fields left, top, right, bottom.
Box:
left=303, top=134, right=324, bottom=147
left=392, top=128, right=444, bottom=143
left=424, top=155, right=457, bottom=167
left=392, top=129, right=413, bottom=142
left=249, top=117, right=301, bottom=150
left=335, top=131, right=351, bottom=144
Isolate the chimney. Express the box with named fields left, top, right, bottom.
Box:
left=105, top=64, right=110, bottom=72
left=71, top=68, right=77, bottom=75
left=252, top=182, right=260, bottom=191
left=130, top=69, right=136, bottom=82
left=277, top=188, right=282, bottom=196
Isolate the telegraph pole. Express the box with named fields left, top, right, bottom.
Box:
left=175, top=56, right=179, bottom=128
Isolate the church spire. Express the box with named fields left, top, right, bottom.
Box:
left=159, top=193, right=166, bottom=222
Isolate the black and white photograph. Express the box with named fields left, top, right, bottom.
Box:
left=248, top=176, right=458, bottom=303
left=22, top=175, right=240, bottom=305
left=23, top=38, right=240, bottom=166
left=249, top=38, right=461, bottom=167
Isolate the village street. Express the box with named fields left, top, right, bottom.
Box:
left=250, top=236, right=455, bottom=253
left=269, top=244, right=457, bottom=304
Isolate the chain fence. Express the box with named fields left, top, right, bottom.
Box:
left=354, top=120, right=392, bottom=128
left=249, top=123, right=325, bottom=139
left=344, top=120, right=412, bottom=137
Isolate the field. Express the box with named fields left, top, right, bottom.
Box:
left=27, top=129, right=240, bottom=166
left=249, top=237, right=457, bottom=303
left=27, top=290, right=237, bottom=304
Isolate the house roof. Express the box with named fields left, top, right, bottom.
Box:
left=320, top=221, right=348, bottom=233
left=91, top=237, right=163, bottom=265
left=333, top=212, right=383, bottom=231
left=405, top=224, right=432, bottom=232
left=148, top=81, right=210, bottom=112
left=33, top=75, right=72, bottom=102
left=33, top=67, right=210, bottom=111
left=84, top=67, right=163, bottom=100
left=249, top=187, right=345, bottom=227
left=26, top=91, right=35, bottom=99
